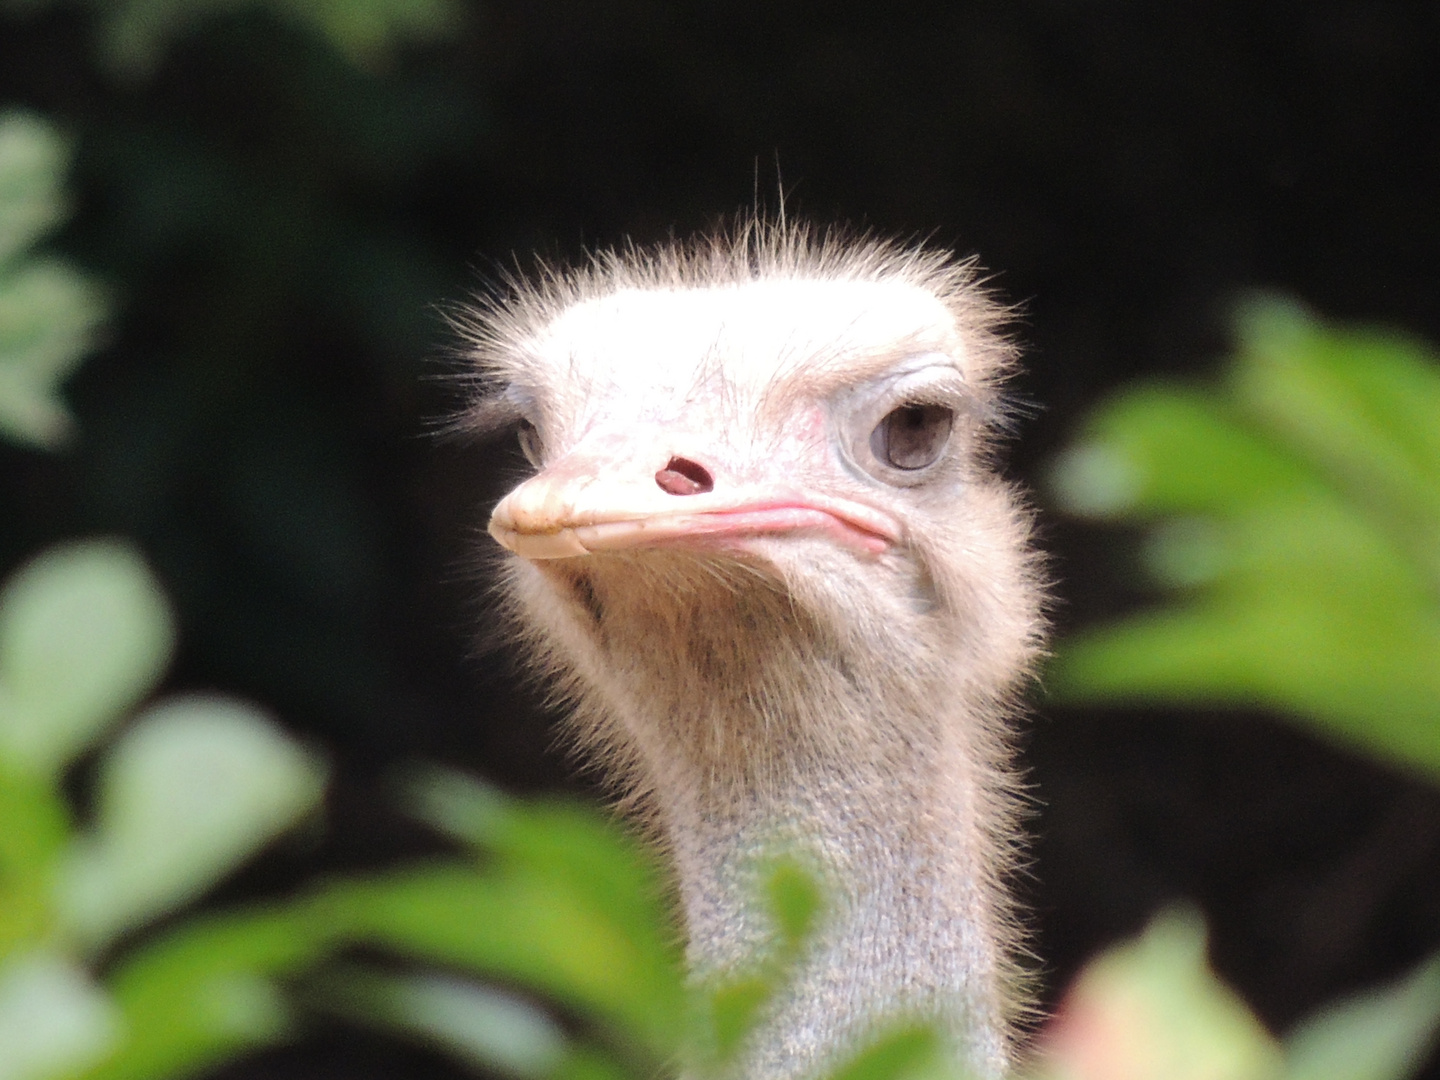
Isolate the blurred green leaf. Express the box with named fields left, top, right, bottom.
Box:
left=0, top=258, right=107, bottom=448
left=550, top=1047, right=638, bottom=1080
left=382, top=975, right=567, bottom=1077
left=1138, top=517, right=1232, bottom=589
left=56, top=697, right=325, bottom=949
left=0, top=111, right=68, bottom=268
left=1279, top=955, right=1440, bottom=1080
left=0, top=540, right=174, bottom=777
left=825, top=1025, right=949, bottom=1080
left=0, top=951, right=121, bottom=1080
left=90, top=905, right=326, bottom=1080
left=406, top=763, right=513, bottom=841
left=6, top=0, right=467, bottom=78
left=1047, top=388, right=1317, bottom=520
left=405, top=767, right=686, bottom=1044
left=0, top=112, right=105, bottom=450
left=1033, top=908, right=1282, bottom=1080
left=1048, top=298, right=1440, bottom=778
left=273, top=0, right=464, bottom=68
left=1052, top=492, right=1440, bottom=770
left=1051, top=602, right=1440, bottom=775
left=1232, top=300, right=1440, bottom=587
left=0, top=764, right=69, bottom=957
left=410, top=769, right=669, bottom=934
left=316, top=966, right=568, bottom=1078
left=766, top=860, right=824, bottom=952
left=317, top=863, right=681, bottom=1059
left=704, top=975, right=772, bottom=1062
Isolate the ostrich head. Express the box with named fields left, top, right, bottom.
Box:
left=463, top=222, right=1045, bottom=1079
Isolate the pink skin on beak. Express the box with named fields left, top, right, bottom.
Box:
left=488, top=446, right=901, bottom=561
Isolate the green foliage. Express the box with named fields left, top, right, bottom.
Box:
left=1030, top=910, right=1440, bottom=1080
left=316, top=968, right=570, bottom=1077
left=2, top=0, right=467, bottom=76
left=1032, top=909, right=1283, bottom=1080
left=0, top=541, right=326, bottom=1080
left=1047, top=298, right=1440, bottom=778
left=0, top=532, right=666, bottom=1080
left=766, top=859, right=825, bottom=950
left=1281, top=955, right=1440, bottom=1080
left=272, top=770, right=676, bottom=1078
left=1038, top=297, right=1440, bottom=1076
left=308, top=811, right=684, bottom=1075
left=0, top=536, right=678, bottom=1080
left=0, top=541, right=172, bottom=777
left=59, top=697, right=326, bottom=950
left=825, top=1027, right=948, bottom=1080
left=0, top=112, right=106, bottom=450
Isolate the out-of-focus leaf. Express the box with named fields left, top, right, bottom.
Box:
left=825, top=1024, right=949, bottom=1080
left=551, top=1047, right=637, bottom=1080
left=0, top=112, right=104, bottom=450
left=1034, top=908, right=1281, bottom=1080
left=72, top=0, right=231, bottom=77
left=0, top=258, right=107, bottom=448
left=1047, top=388, right=1316, bottom=519
left=0, top=951, right=121, bottom=1080
left=382, top=975, right=567, bottom=1077
left=1050, top=493, right=1440, bottom=772
left=0, top=112, right=67, bottom=268
left=0, top=540, right=173, bottom=777
left=316, top=966, right=568, bottom=1078
left=406, top=764, right=513, bottom=847
left=0, top=765, right=68, bottom=955
left=273, top=0, right=464, bottom=68
left=89, top=905, right=327, bottom=1080
left=1048, top=298, right=1440, bottom=778
left=1138, top=517, right=1232, bottom=589
left=24, top=0, right=468, bottom=78
left=56, top=697, right=325, bottom=948
left=405, top=767, right=686, bottom=1044
left=1279, top=955, right=1440, bottom=1080
left=1050, top=598, right=1440, bottom=775
left=316, top=864, right=681, bottom=1058
left=1234, top=299, right=1440, bottom=583
left=766, top=860, right=824, bottom=952
left=410, top=768, right=672, bottom=942
left=703, top=975, right=772, bottom=1062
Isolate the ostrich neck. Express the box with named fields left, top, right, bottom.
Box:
left=535, top=555, right=1022, bottom=1079
left=641, top=693, right=1011, bottom=1080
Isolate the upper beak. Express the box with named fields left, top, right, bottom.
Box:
left=488, top=439, right=900, bottom=560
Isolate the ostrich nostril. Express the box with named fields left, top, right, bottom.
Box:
left=655, top=456, right=714, bottom=496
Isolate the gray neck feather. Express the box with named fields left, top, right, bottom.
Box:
left=657, top=723, right=1009, bottom=1080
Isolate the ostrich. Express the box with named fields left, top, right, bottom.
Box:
left=464, top=221, right=1046, bottom=1079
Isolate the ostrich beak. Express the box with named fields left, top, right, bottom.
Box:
left=488, top=444, right=900, bottom=560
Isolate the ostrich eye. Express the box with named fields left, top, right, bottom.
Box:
left=870, top=404, right=953, bottom=470
left=516, top=418, right=544, bottom=466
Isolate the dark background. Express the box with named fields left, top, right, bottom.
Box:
left=3, top=1, right=1439, bottom=1076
